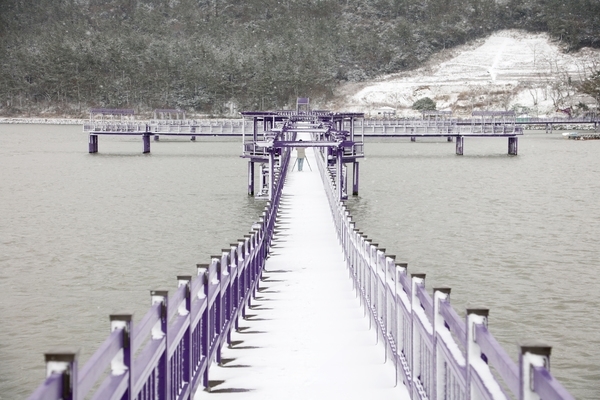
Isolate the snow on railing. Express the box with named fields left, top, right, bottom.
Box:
left=27, top=149, right=291, bottom=400
left=83, top=119, right=250, bottom=135
left=314, top=148, right=575, bottom=400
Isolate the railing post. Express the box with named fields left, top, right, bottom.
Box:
left=221, top=247, right=235, bottom=347
left=433, top=287, right=451, bottom=400
left=150, top=290, right=169, bottom=400
left=177, top=275, right=192, bottom=396
left=242, top=234, right=252, bottom=314
left=210, top=255, right=224, bottom=365
left=395, top=262, right=409, bottom=386
left=44, top=352, right=78, bottom=400
left=410, top=273, right=426, bottom=399
left=466, top=307, right=489, bottom=400
left=196, top=264, right=210, bottom=388
left=383, top=255, right=395, bottom=361
left=109, top=314, right=133, bottom=399
left=230, top=242, right=242, bottom=331
left=519, top=343, right=552, bottom=400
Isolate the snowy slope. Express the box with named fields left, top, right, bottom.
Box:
left=329, top=30, right=600, bottom=117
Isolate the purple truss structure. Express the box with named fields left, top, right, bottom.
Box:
left=241, top=98, right=364, bottom=200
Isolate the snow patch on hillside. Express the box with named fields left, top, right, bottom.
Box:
left=329, top=30, right=600, bottom=117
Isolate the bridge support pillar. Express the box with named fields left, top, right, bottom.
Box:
left=352, top=161, right=359, bottom=196
left=248, top=161, right=255, bottom=196
left=260, top=163, right=268, bottom=197
left=88, top=134, right=98, bottom=153
left=154, top=135, right=160, bottom=141
left=336, top=149, right=343, bottom=201
left=456, top=136, right=464, bottom=155
left=268, top=151, right=274, bottom=201
left=143, top=134, right=151, bottom=154
left=508, top=137, right=518, bottom=155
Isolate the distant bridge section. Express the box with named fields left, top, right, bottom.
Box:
left=82, top=108, right=598, bottom=155
left=240, top=98, right=364, bottom=200
left=359, top=111, right=522, bottom=154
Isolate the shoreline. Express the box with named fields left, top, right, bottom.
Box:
left=0, top=118, right=86, bottom=125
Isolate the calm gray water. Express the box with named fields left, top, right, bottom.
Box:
left=1, top=125, right=598, bottom=399
left=0, top=125, right=264, bottom=398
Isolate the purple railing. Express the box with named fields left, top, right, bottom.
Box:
left=315, top=149, right=575, bottom=400
left=28, top=148, right=291, bottom=400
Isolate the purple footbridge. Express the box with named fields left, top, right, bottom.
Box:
left=31, top=102, right=575, bottom=400
left=84, top=108, right=600, bottom=156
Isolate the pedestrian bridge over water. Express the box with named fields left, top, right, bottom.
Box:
left=84, top=108, right=533, bottom=156
left=31, top=104, right=574, bottom=400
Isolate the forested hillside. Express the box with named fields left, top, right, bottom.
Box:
left=0, top=0, right=599, bottom=116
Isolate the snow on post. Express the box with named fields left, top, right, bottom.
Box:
left=519, top=342, right=575, bottom=400
left=466, top=308, right=509, bottom=399
left=519, top=343, right=550, bottom=400
left=38, top=352, right=78, bottom=400
left=177, top=276, right=192, bottom=316
left=109, top=314, right=133, bottom=379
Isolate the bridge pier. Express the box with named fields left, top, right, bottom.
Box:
left=143, top=134, right=151, bottom=153
left=456, top=136, right=464, bottom=155
left=352, top=161, right=359, bottom=196
left=336, top=149, right=343, bottom=201
left=268, top=151, right=274, bottom=200
left=248, top=161, right=255, bottom=196
left=260, top=163, right=269, bottom=197
left=88, top=134, right=98, bottom=153
left=508, top=137, right=518, bottom=155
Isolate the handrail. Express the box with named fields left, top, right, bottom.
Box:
left=27, top=130, right=574, bottom=399
left=28, top=149, right=290, bottom=400
left=475, top=324, right=520, bottom=397
left=314, top=147, right=575, bottom=400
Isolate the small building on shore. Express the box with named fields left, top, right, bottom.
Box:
left=370, top=106, right=396, bottom=118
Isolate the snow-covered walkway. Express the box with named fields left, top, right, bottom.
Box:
left=194, top=147, right=409, bottom=399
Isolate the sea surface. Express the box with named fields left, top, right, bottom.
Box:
left=1, top=125, right=599, bottom=399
